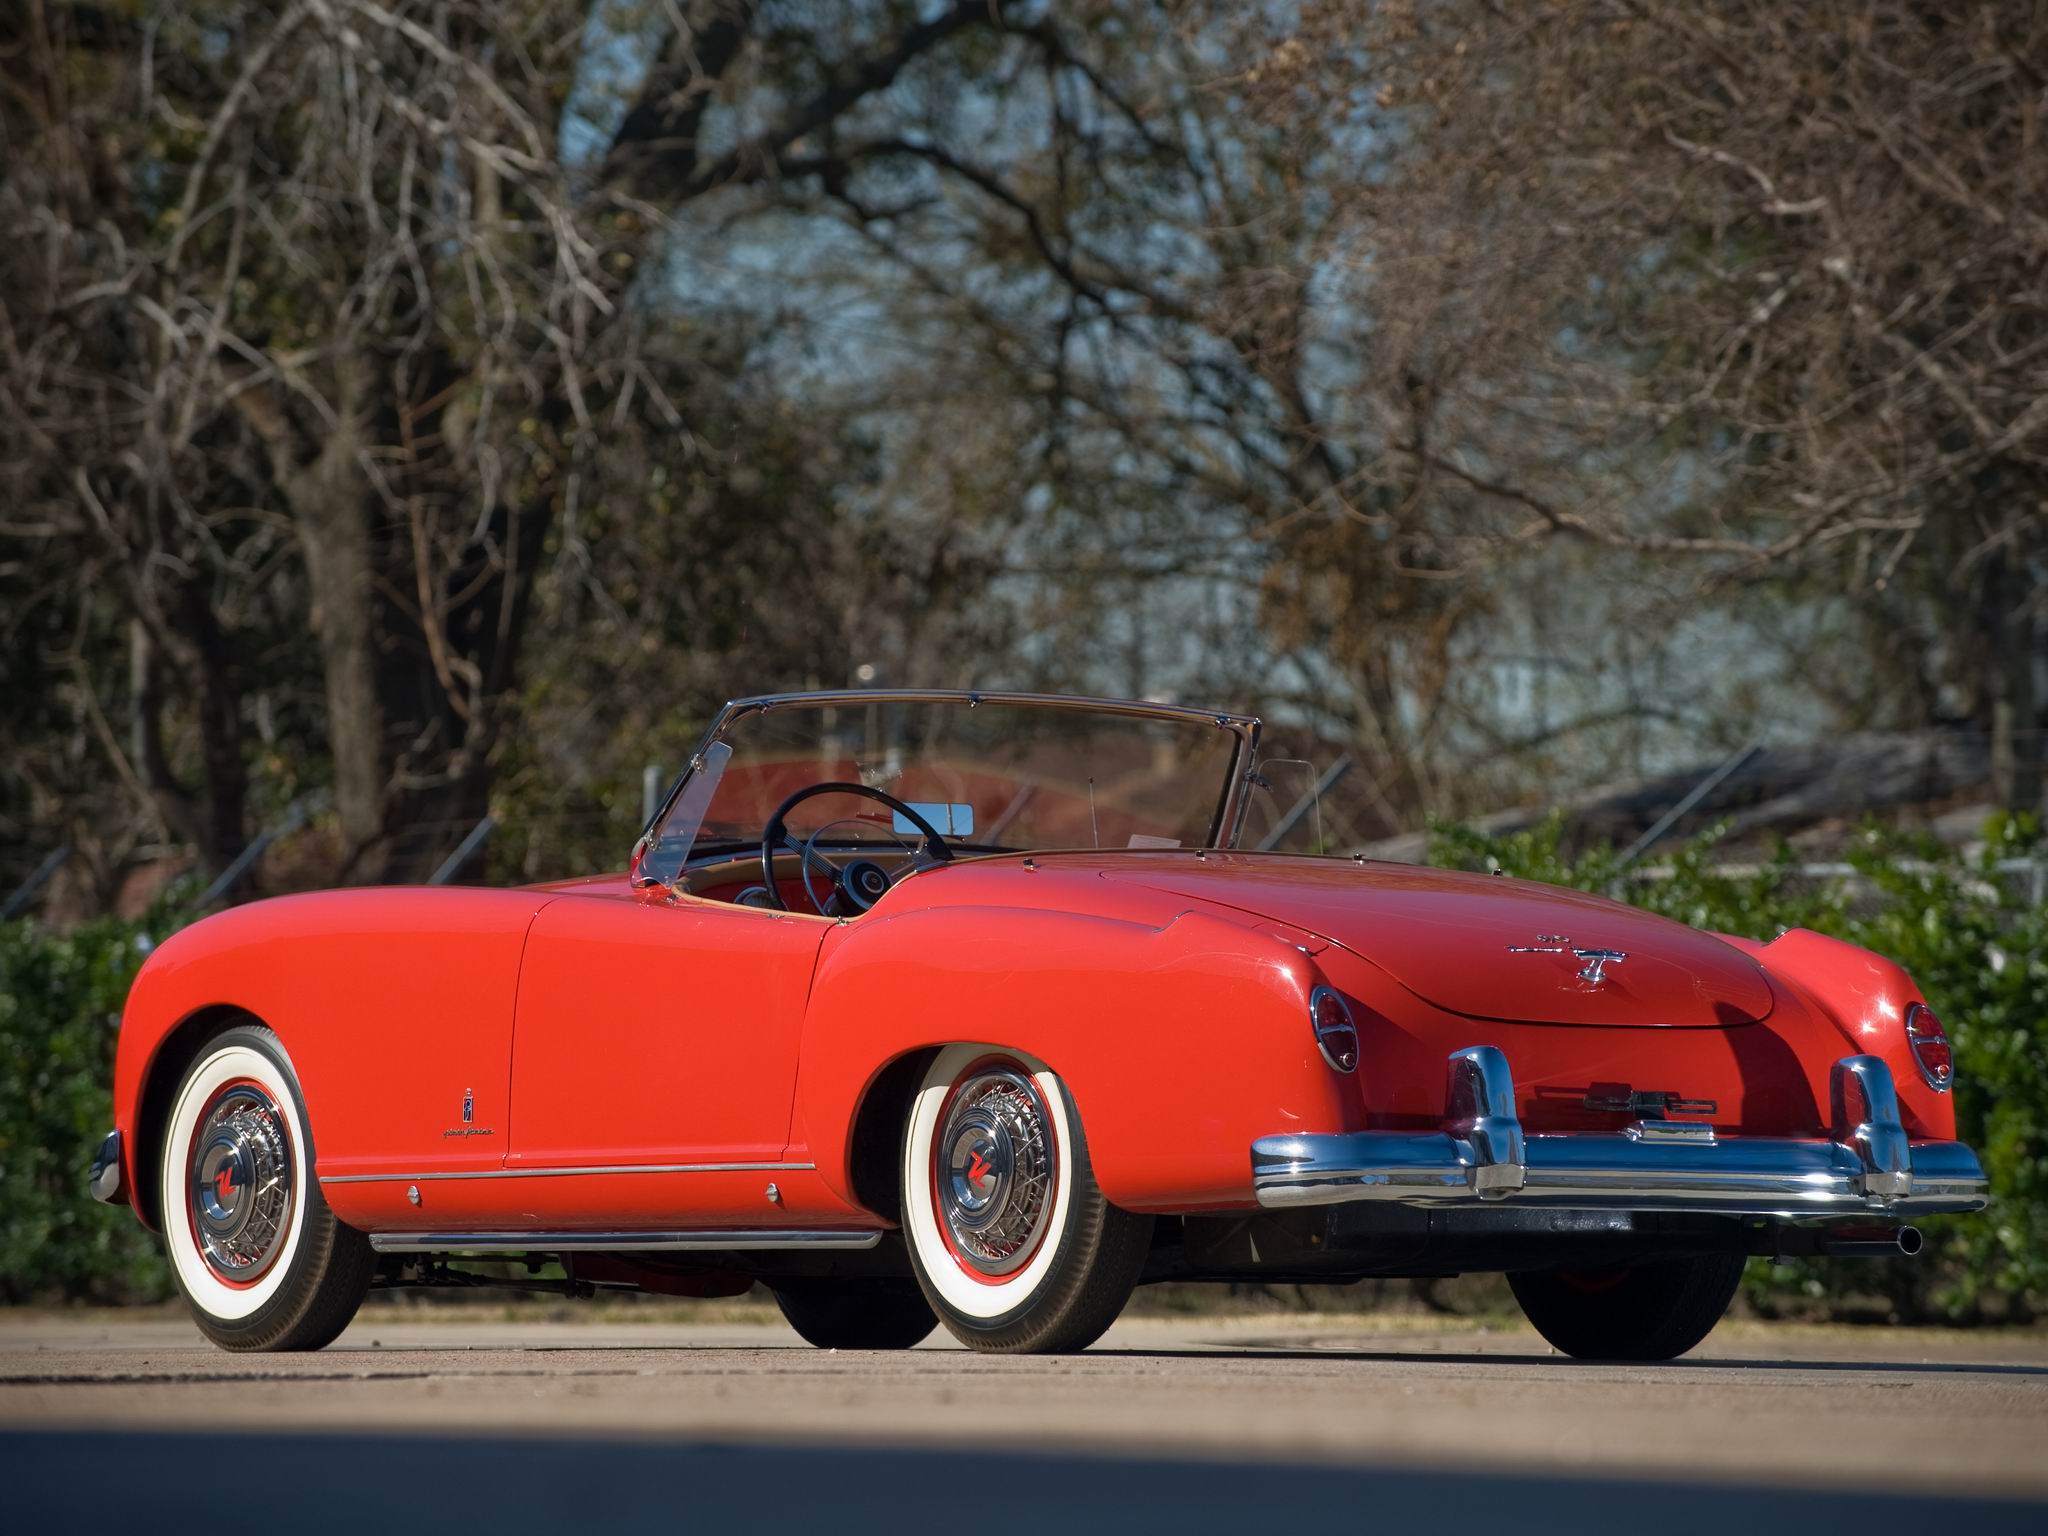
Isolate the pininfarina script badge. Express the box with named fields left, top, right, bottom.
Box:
left=444, top=1086, right=495, bottom=1138
left=1504, top=936, right=1628, bottom=986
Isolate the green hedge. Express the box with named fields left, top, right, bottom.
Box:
left=0, top=917, right=171, bottom=1303
left=1430, top=813, right=2047, bottom=1323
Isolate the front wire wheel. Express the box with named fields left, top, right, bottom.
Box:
left=159, top=1023, right=373, bottom=1351
left=771, top=1279, right=938, bottom=1350
left=901, top=1046, right=1152, bottom=1353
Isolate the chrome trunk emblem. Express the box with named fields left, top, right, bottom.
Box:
left=1573, top=948, right=1627, bottom=985
left=1505, top=937, right=1628, bottom=986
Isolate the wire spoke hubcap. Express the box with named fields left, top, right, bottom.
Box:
left=938, top=1069, right=1057, bottom=1277
left=188, top=1085, right=294, bottom=1282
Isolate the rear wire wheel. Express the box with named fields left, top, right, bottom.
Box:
left=901, top=1045, right=1151, bottom=1354
left=1508, top=1252, right=1746, bottom=1361
left=159, top=1023, right=373, bottom=1351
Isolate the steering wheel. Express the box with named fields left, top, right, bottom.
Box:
left=758, top=782, right=955, bottom=915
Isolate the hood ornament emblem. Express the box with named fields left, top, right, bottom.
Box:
left=1505, top=936, right=1629, bottom=986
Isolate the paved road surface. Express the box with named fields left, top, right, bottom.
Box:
left=4, top=1310, right=2044, bottom=1532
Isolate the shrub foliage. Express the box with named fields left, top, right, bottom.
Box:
left=0, top=918, right=170, bottom=1303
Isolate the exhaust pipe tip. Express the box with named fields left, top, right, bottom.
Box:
left=1811, top=1223, right=1926, bottom=1259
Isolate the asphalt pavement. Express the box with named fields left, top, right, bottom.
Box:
left=4, top=1308, right=2044, bottom=1532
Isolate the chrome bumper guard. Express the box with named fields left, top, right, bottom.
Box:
left=1252, top=1048, right=1988, bottom=1217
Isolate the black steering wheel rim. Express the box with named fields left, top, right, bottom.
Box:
left=758, top=782, right=955, bottom=913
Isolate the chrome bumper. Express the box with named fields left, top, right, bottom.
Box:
left=1252, top=1048, right=1988, bottom=1217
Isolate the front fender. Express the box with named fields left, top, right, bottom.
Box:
left=112, top=888, right=553, bottom=1228
left=794, top=905, right=1362, bottom=1214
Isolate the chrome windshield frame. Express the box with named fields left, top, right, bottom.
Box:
left=635, top=689, right=1262, bottom=884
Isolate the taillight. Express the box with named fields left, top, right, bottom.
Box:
left=1309, top=985, right=1359, bottom=1074
left=1904, top=1002, right=1953, bottom=1091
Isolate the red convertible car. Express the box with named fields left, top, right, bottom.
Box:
left=92, top=690, right=1986, bottom=1359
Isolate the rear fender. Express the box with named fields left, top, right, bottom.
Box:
left=1741, top=928, right=1956, bottom=1140
left=796, top=905, right=1362, bottom=1215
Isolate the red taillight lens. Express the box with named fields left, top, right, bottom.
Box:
left=1904, top=1002, right=1953, bottom=1091
left=1310, top=985, right=1359, bottom=1074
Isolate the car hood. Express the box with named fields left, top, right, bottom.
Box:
left=1101, top=855, right=1773, bottom=1027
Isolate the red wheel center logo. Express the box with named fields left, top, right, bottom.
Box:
left=967, top=1149, right=994, bottom=1189
left=214, top=1165, right=236, bottom=1202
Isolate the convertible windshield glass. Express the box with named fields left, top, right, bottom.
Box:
left=636, top=694, right=1247, bottom=883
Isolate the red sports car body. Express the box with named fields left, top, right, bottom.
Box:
left=93, top=690, right=1986, bottom=1358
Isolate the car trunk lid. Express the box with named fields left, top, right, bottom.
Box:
left=1101, top=855, right=1772, bottom=1027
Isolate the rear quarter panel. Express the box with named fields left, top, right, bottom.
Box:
left=1732, top=927, right=1957, bottom=1140
left=793, top=873, right=1365, bottom=1215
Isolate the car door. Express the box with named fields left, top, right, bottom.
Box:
left=504, top=890, right=827, bottom=1225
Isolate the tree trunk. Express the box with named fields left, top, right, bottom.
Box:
left=127, top=588, right=248, bottom=876
left=280, top=358, right=388, bottom=876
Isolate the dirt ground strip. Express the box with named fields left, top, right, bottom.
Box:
left=3, top=1309, right=2044, bottom=1530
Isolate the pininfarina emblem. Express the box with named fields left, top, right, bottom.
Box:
left=444, top=1088, right=494, bottom=1138
left=1505, top=936, right=1629, bottom=986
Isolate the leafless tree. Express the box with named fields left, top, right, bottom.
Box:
left=9, top=0, right=2038, bottom=904
left=2, top=0, right=1026, bottom=888
left=1258, top=0, right=2048, bottom=808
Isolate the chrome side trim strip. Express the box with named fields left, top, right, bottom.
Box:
left=367, top=1228, right=884, bottom=1254
left=320, top=1161, right=815, bottom=1186
left=1251, top=1046, right=1990, bottom=1218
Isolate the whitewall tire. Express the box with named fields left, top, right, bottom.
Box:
left=901, top=1045, right=1152, bottom=1353
left=159, top=1023, right=373, bottom=1351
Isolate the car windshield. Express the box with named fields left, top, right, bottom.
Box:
left=634, top=693, right=1251, bottom=885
